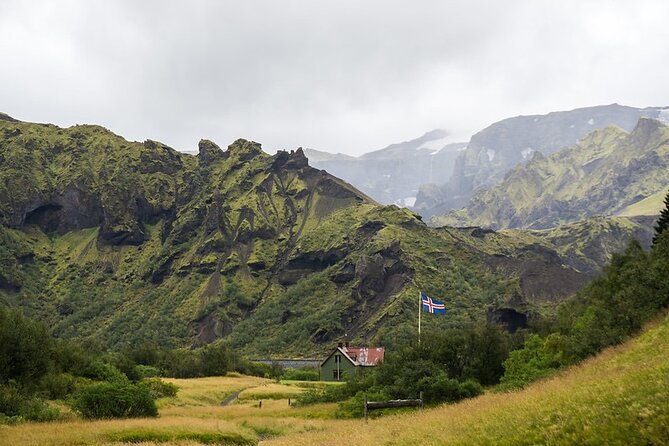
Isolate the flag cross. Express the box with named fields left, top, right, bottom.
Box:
left=422, top=295, right=445, bottom=313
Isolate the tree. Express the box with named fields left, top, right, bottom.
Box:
left=652, top=191, right=669, bottom=245
left=0, top=307, right=52, bottom=386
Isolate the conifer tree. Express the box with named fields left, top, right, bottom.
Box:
left=652, top=191, right=669, bottom=245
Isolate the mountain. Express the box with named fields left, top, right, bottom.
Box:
left=433, top=118, right=669, bottom=230
left=0, top=113, right=653, bottom=356
left=305, top=130, right=466, bottom=207
left=414, top=104, right=669, bottom=217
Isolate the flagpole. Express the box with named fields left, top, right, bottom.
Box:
left=418, top=291, right=421, bottom=345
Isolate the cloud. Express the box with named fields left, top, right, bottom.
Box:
left=1, top=0, right=668, bottom=155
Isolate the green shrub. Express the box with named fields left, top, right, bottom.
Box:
left=417, top=372, right=483, bottom=404
left=134, top=365, right=162, bottom=379
left=0, top=384, right=60, bottom=422
left=17, top=398, right=60, bottom=422
left=499, top=334, right=564, bottom=390
left=336, top=390, right=390, bottom=418
left=200, top=342, right=230, bottom=376
left=162, top=349, right=201, bottom=378
left=281, top=367, right=319, bottom=381
left=69, top=381, right=157, bottom=419
left=0, top=383, right=25, bottom=417
left=234, top=361, right=270, bottom=378
left=0, top=307, right=52, bottom=386
left=81, top=361, right=128, bottom=383
left=38, top=372, right=77, bottom=400
left=141, top=378, right=178, bottom=399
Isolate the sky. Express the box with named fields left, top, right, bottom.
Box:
left=1, top=0, right=669, bottom=156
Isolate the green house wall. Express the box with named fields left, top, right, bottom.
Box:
left=320, top=352, right=357, bottom=381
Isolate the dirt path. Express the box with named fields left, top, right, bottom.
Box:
left=220, top=390, right=241, bottom=406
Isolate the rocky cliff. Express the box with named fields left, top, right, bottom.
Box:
left=433, top=118, right=669, bottom=230
left=415, top=104, right=669, bottom=217
left=0, top=113, right=649, bottom=355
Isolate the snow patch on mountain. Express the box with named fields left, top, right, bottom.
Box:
left=521, top=148, right=535, bottom=159
left=416, top=136, right=452, bottom=152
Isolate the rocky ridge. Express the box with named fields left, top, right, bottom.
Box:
left=0, top=114, right=655, bottom=355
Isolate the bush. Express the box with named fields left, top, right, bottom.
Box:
left=200, top=342, right=230, bottom=376
left=281, top=367, right=319, bottom=381
left=70, top=381, right=157, bottom=419
left=39, top=372, right=77, bottom=400
left=0, top=307, right=52, bottom=386
left=80, top=361, right=128, bottom=383
left=295, top=381, right=359, bottom=406
left=336, top=390, right=390, bottom=418
left=162, top=349, right=201, bottom=378
left=417, top=372, right=483, bottom=404
left=17, top=398, right=60, bottom=422
left=134, top=365, right=162, bottom=379
left=0, top=383, right=25, bottom=417
left=499, top=334, right=567, bottom=390
left=0, top=384, right=60, bottom=422
left=234, top=360, right=270, bottom=378
left=141, top=378, right=178, bottom=399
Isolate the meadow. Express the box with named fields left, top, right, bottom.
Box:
left=0, top=316, right=669, bottom=446
left=1, top=313, right=668, bottom=446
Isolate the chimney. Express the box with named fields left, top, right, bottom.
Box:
left=345, top=341, right=349, bottom=348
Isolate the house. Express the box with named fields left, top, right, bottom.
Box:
left=320, top=343, right=385, bottom=381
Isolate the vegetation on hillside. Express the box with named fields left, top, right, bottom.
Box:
left=0, top=115, right=616, bottom=355
left=0, top=305, right=290, bottom=423
left=500, top=212, right=669, bottom=389
left=269, top=311, right=669, bottom=445
left=296, top=204, right=669, bottom=417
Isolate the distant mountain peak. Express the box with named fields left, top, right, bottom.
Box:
left=420, top=129, right=449, bottom=140
left=0, top=112, right=18, bottom=122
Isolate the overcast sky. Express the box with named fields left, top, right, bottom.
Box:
left=1, top=1, right=668, bottom=156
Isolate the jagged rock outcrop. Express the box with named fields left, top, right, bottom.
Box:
left=0, top=113, right=635, bottom=355
left=415, top=104, right=669, bottom=217
left=197, top=139, right=227, bottom=165
left=433, top=118, right=669, bottom=230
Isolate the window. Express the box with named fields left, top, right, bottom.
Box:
left=334, top=355, right=342, bottom=381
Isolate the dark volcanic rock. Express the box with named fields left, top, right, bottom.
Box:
left=354, top=254, right=386, bottom=297
left=198, top=139, right=227, bottom=166
left=487, top=308, right=528, bottom=333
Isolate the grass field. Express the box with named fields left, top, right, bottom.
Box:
left=2, top=314, right=668, bottom=445
left=268, top=313, right=669, bottom=445
left=0, top=375, right=340, bottom=446
left=617, top=188, right=668, bottom=216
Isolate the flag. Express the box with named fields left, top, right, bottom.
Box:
left=421, top=292, right=445, bottom=314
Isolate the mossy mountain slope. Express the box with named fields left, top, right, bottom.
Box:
left=435, top=118, right=669, bottom=230
left=0, top=114, right=639, bottom=355
left=415, top=104, right=668, bottom=217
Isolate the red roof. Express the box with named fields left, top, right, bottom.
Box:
left=340, top=346, right=385, bottom=366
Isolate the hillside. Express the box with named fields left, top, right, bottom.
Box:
left=0, top=113, right=655, bottom=356
left=414, top=104, right=669, bottom=217
left=268, top=311, right=669, bottom=445
left=306, top=130, right=466, bottom=207
left=434, top=118, right=669, bottom=229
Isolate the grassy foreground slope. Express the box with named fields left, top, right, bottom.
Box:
left=0, top=375, right=339, bottom=446
left=269, top=312, right=669, bottom=446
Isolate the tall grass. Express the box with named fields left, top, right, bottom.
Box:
left=266, top=313, right=669, bottom=445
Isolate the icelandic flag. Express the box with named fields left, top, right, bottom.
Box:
left=421, top=293, right=446, bottom=315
